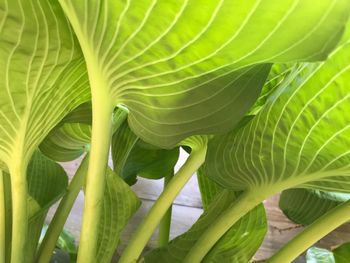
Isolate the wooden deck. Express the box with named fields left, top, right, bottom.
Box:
left=46, top=151, right=350, bottom=262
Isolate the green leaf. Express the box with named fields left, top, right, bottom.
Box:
left=333, top=242, right=350, bottom=263
left=0, top=0, right=90, bottom=167
left=57, top=229, right=77, bottom=261
left=205, top=39, right=350, bottom=194
left=0, top=2, right=89, bottom=257
left=95, top=167, right=141, bottom=263
left=26, top=151, right=68, bottom=262
left=144, top=190, right=267, bottom=263
left=27, top=152, right=68, bottom=220
left=248, top=63, right=296, bottom=115
left=112, top=120, right=179, bottom=185
left=197, top=167, right=223, bottom=210
left=112, top=121, right=138, bottom=177
left=58, top=0, right=350, bottom=148
left=280, top=189, right=350, bottom=225
left=40, top=225, right=77, bottom=262
left=123, top=141, right=179, bottom=181
left=40, top=123, right=91, bottom=162
left=306, top=247, right=335, bottom=263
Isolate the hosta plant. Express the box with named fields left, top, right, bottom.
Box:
left=1, top=0, right=350, bottom=262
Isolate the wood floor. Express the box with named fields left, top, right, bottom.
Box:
left=46, top=151, right=350, bottom=263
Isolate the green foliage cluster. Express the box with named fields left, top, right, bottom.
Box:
left=1, top=1, right=350, bottom=262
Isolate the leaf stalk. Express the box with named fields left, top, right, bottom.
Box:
left=183, top=190, right=264, bottom=263
left=268, top=199, right=350, bottom=263
left=119, top=145, right=207, bottom=263
left=36, top=154, right=89, bottom=263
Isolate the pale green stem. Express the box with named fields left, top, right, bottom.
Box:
left=183, top=191, right=263, bottom=263
left=268, top=200, right=350, bottom=263
left=77, top=94, right=114, bottom=263
left=119, top=146, right=207, bottom=263
left=157, top=173, right=173, bottom=247
left=36, top=155, right=89, bottom=263
left=10, top=163, right=28, bottom=263
left=0, top=170, right=5, bottom=263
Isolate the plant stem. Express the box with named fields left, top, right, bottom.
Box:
left=157, top=173, right=173, bottom=247
left=9, top=162, right=27, bottom=263
left=268, top=199, right=350, bottom=263
left=119, top=146, right=207, bottom=263
left=183, top=191, right=263, bottom=263
left=36, top=154, right=89, bottom=263
left=76, top=89, right=114, bottom=262
left=0, top=170, right=5, bottom=263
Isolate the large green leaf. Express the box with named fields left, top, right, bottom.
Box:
left=206, top=39, right=350, bottom=194
left=26, top=151, right=68, bottom=262
left=57, top=0, right=350, bottom=148
left=0, top=0, right=89, bottom=168
left=144, top=189, right=266, bottom=263
left=95, top=167, right=141, bottom=263
left=280, top=189, right=350, bottom=225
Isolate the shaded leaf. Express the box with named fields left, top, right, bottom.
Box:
left=95, top=168, right=141, bottom=263
left=280, top=189, right=350, bottom=225
left=333, top=242, right=350, bottom=263
left=112, top=121, right=179, bottom=185
left=26, top=151, right=68, bottom=262
left=144, top=190, right=266, bottom=263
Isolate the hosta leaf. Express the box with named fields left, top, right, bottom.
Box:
left=0, top=0, right=89, bottom=167
left=206, top=40, right=350, bottom=194
left=333, top=242, right=350, bottom=263
left=197, top=167, right=223, bottom=210
left=40, top=123, right=91, bottom=162
left=112, top=121, right=138, bottom=176
left=96, top=167, right=141, bottom=262
left=26, top=151, right=68, bottom=262
left=144, top=190, right=267, bottom=263
left=112, top=120, right=179, bottom=185
left=280, top=189, right=350, bottom=225
left=248, top=63, right=296, bottom=115
left=40, top=105, right=131, bottom=162
left=58, top=0, right=350, bottom=148
left=197, top=167, right=267, bottom=262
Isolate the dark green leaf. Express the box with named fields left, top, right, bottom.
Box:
left=280, top=189, right=350, bottom=225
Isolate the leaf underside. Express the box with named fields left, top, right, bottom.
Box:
left=206, top=40, right=350, bottom=194
left=58, top=0, right=350, bottom=148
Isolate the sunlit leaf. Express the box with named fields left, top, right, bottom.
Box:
left=57, top=0, right=350, bottom=148
left=206, top=40, right=350, bottom=194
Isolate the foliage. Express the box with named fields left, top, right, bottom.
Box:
left=1, top=1, right=350, bottom=263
